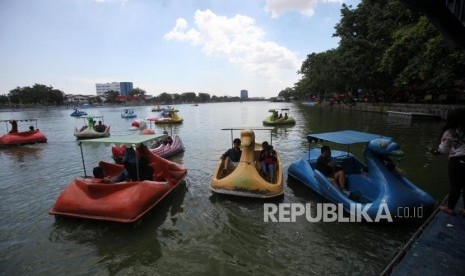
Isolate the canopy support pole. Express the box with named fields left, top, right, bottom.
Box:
left=134, top=145, right=140, bottom=181
left=79, top=142, right=87, bottom=177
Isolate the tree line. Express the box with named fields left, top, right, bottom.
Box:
left=280, top=0, right=465, bottom=103
left=0, top=84, right=242, bottom=107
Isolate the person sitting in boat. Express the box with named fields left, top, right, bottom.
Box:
left=29, top=126, right=35, bottom=131
left=316, top=146, right=349, bottom=196
left=138, top=156, right=154, bottom=181
left=284, top=113, right=288, bottom=119
left=162, top=131, right=173, bottom=145
left=94, top=121, right=106, bottom=132
left=92, top=166, right=121, bottom=183
left=259, top=141, right=277, bottom=182
left=278, top=113, right=283, bottom=119
left=9, top=120, right=18, bottom=133
left=221, top=138, right=242, bottom=176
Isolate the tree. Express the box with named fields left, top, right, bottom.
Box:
left=181, top=92, right=196, bottom=103
left=158, top=92, right=172, bottom=104
left=198, top=92, right=211, bottom=102
left=130, top=88, right=146, bottom=98
left=7, top=84, right=64, bottom=105
left=104, top=90, right=120, bottom=103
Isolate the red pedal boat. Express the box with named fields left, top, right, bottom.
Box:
left=49, top=135, right=187, bottom=223
left=0, top=119, right=47, bottom=147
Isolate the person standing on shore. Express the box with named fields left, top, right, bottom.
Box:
left=432, top=108, right=465, bottom=216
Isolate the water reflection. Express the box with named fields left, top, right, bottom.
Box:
left=48, top=182, right=187, bottom=274
left=0, top=145, right=44, bottom=163
left=0, top=103, right=452, bottom=275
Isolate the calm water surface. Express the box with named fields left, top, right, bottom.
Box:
left=0, top=102, right=449, bottom=275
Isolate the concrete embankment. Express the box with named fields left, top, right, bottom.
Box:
left=322, top=102, right=465, bottom=120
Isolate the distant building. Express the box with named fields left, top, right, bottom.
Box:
left=240, top=89, right=248, bottom=100
left=65, top=94, right=91, bottom=104
left=96, top=82, right=133, bottom=97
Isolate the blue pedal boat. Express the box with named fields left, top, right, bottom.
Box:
left=288, top=130, right=435, bottom=221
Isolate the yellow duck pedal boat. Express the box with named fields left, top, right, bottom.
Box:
left=210, top=129, right=284, bottom=198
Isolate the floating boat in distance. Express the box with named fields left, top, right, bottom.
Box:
left=129, top=119, right=155, bottom=134
left=150, top=135, right=185, bottom=159
left=262, top=108, right=296, bottom=126
left=121, top=109, right=137, bottom=118
left=210, top=127, right=283, bottom=198
left=74, top=115, right=110, bottom=140
left=153, top=108, right=183, bottom=124
left=288, top=130, right=435, bottom=220
left=0, top=119, right=47, bottom=147
left=151, top=105, right=162, bottom=112
left=49, top=135, right=188, bottom=223
left=70, top=109, right=88, bottom=117
left=301, top=101, right=318, bottom=107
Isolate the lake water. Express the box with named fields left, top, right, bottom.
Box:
left=0, top=102, right=449, bottom=275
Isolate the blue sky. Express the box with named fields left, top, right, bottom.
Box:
left=0, top=0, right=360, bottom=98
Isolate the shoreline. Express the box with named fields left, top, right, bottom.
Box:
left=314, top=101, right=465, bottom=120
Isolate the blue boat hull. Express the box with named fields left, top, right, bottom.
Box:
left=70, top=111, right=87, bottom=117
left=288, top=148, right=435, bottom=220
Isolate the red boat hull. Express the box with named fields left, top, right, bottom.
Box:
left=50, top=147, right=187, bottom=223
left=0, top=130, right=47, bottom=146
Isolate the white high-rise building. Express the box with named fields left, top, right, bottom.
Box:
left=95, top=82, right=133, bottom=97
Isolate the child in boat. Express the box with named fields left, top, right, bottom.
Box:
left=92, top=166, right=124, bottom=183
left=259, top=141, right=277, bottom=182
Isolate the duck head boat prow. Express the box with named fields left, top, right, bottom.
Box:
left=210, top=127, right=284, bottom=198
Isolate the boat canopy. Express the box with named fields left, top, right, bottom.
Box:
left=0, top=119, right=38, bottom=123
left=221, top=127, right=274, bottom=131
left=80, top=134, right=163, bottom=148
left=78, top=115, right=104, bottom=119
left=222, top=127, right=275, bottom=145
left=268, top=108, right=289, bottom=112
left=307, top=130, right=391, bottom=145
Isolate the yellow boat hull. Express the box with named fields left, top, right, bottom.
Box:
left=210, top=142, right=284, bottom=198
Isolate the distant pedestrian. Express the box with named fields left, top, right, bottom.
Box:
left=432, top=108, right=465, bottom=216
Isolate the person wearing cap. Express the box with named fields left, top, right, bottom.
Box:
left=221, top=138, right=242, bottom=176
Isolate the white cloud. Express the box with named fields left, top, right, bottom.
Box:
left=164, top=9, right=300, bottom=86
left=265, top=0, right=341, bottom=18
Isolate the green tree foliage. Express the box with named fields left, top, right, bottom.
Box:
left=104, top=90, right=120, bottom=103
left=130, top=87, right=147, bottom=98
left=198, top=92, right=211, bottom=102
left=290, top=0, right=465, bottom=101
left=7, top=84, right=64, bottom=105
left=181, top=92, right=197, bottom=102
left=158, top=92, right=172, bottom=104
